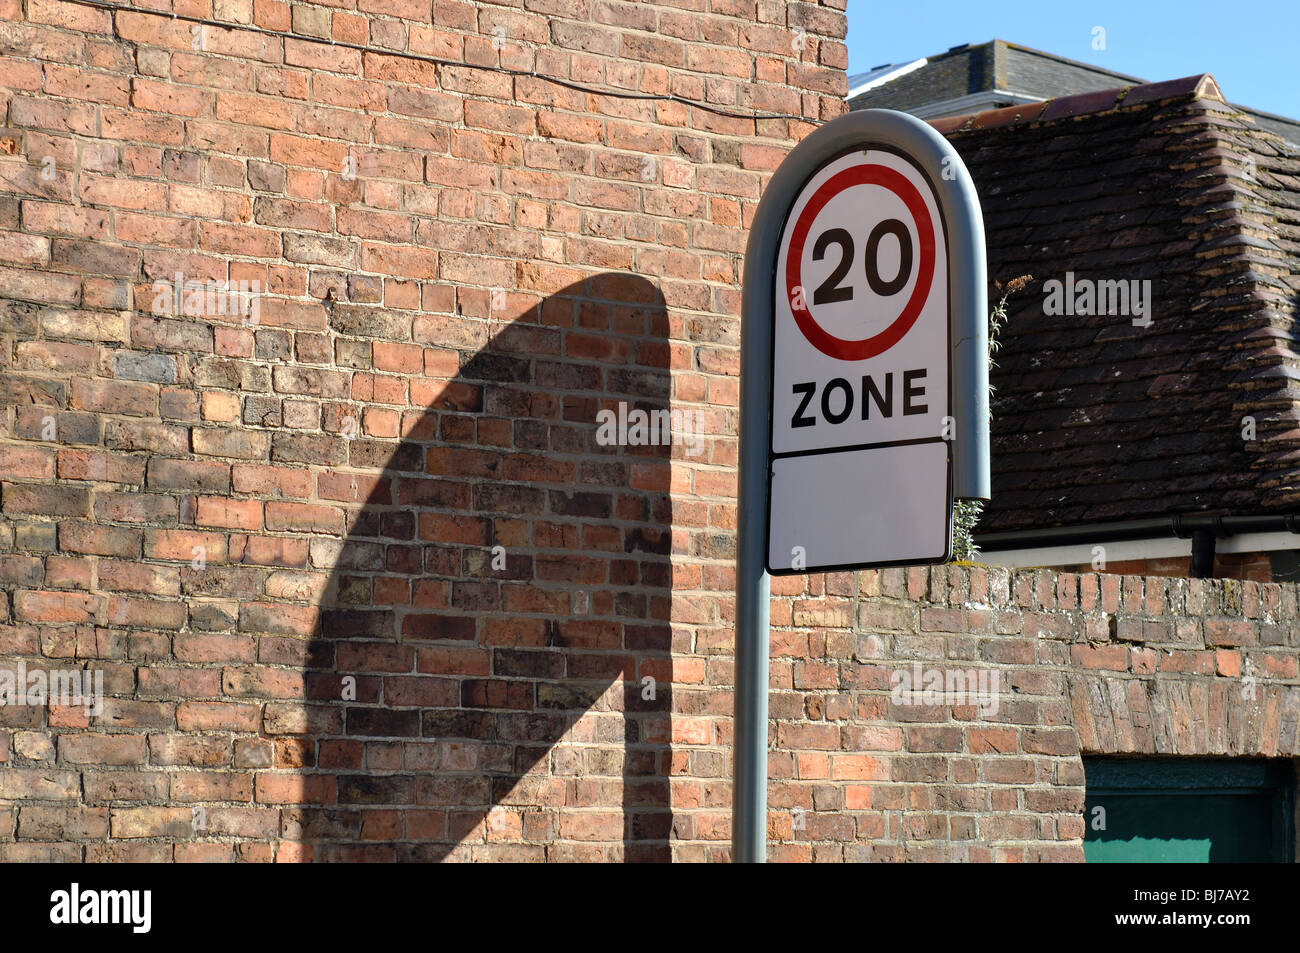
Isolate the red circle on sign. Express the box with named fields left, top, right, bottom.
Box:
left=786, top=163, right=936, bottom=361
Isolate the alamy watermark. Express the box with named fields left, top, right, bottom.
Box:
left=0, top=662, right=103, bottom=716
left=50, top=883, right=151, bottom=934
left=890, top=663, right=1000, bottom=716
left=151, top=271, right=262, bottom=323
left=595, top=401, right=705, bottom=457
left=1043, top=271, right=1152, bottom=327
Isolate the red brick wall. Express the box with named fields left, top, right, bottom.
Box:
left=0, top=0, right=848, bottom=861
left=767, top=566, right=1299, bottom=861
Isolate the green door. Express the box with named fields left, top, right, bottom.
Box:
left=1084, top=758, right=1295, bottom=863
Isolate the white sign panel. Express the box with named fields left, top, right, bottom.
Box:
left=767, top=147, right=952, bottom=573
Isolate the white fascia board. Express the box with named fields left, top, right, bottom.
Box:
left=976, top=536, right=1190, bottom=569
left=976, top=532, right=1300, bottom=569
left=1219, top=532, right=1300, bottom=555
left=847, top=58, right=928, bottom=99
left=907, top=90, right=1043, bottom=119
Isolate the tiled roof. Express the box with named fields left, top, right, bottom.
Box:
left=932, top=75, right=1300, bottom=533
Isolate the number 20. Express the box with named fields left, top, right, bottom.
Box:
left=812, top=219, right=912, bottom=305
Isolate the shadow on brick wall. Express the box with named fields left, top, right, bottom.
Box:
left=286, top=273, right=674, bottom=861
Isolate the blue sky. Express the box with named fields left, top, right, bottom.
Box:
left=844, top=0, right=1299, bottom=119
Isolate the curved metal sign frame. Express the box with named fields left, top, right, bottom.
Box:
left=733, top=109, right=989, bottom=862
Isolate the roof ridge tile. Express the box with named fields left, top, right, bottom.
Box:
left=931, top=74, right=1223, bottom=133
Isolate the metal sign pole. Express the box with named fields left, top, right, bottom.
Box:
left=735, top=238, right=774, bottom=864
left=733, top=109, right=988, bottom=863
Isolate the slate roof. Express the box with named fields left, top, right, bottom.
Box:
left=848, top=41, right=1144, bottom=115
left=928, top=75, right=1300, bottom=534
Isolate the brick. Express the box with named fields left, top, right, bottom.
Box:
left=147, top=457, right=230, bottom=493
left=0, top=555, right=43, bottom=587
left=0, top=769, right=80, bottom=799
left=60, top=734, right=148, bottom=765
left=3, top=483, right=89, bottom=520
left=110, top=807, right=194, bottom=838
left=265, top=501, right=343, bottom=534
left=70, top=379, right=156, bottom=416
left=147, top=735, right=230, bottom=767
left=99, top=559, right=180, bottom=596
left=0, top=445, right=55, bottom=479
left=231, top=464, right=313, bottom=498
left=196, top=496, right=263, bottom=530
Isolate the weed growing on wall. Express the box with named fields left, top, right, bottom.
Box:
left=951, top=274, right=1032, bottom=561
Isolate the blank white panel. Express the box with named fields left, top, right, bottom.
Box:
left=768, top=441, right=950, bottom=572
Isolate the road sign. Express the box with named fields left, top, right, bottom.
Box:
left=767, top=145, right=956, bottom=573
left=734, top=109, right=988, bottom=861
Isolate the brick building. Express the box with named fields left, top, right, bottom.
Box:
left=852, top=48, right=1300, bottom=586
left=0, top=2, right=1297, bottom=862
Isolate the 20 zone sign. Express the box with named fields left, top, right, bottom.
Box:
left=767, top=147, right=953, bottom=573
